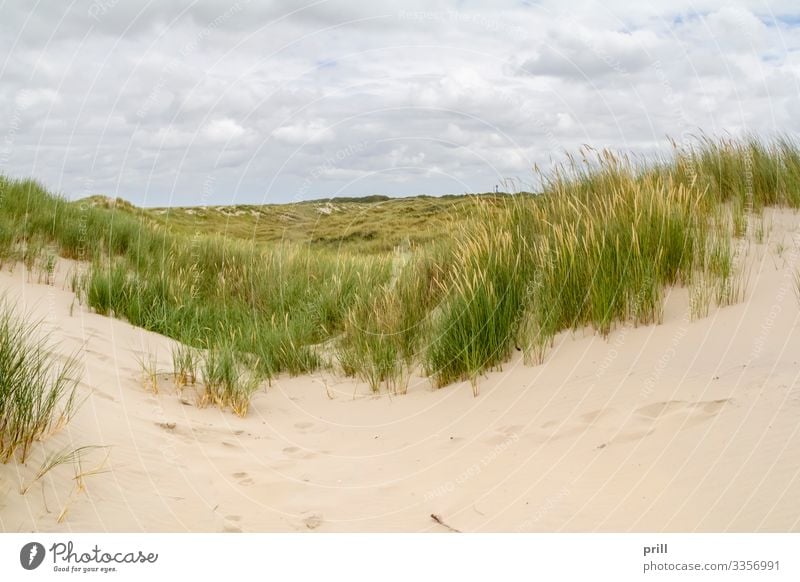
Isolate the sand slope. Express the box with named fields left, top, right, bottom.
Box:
left=1, top=209, right=799, bottom=532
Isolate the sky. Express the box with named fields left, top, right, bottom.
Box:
left=1, top=0, right=799, bottom=206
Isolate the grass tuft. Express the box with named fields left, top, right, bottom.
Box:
left=0, top=299, right=79, bottom=462
left=200, top=343, right=261, bottom=417
left=171, top=343, right=199, bottom=389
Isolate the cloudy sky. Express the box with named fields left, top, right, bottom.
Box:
left=1, top=1, right=799, bottom=206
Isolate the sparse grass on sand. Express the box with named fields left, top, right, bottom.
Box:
left=0, top=299, right=79, bottom=462
left=171, top=343, right=199, bottom=389
left=200, top=341, right=261, bottom=417
left=2, top=135, right=799, bottom=408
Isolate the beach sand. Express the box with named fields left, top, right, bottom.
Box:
left=1, top=209, right=799, bottom=533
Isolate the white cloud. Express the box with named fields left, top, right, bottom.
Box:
left=0, top=1, right=798, bottom=204
left=202, top=118, right=246, bottom=142
left=272, top=121, right=335, bottom=145
left=705, top=6, right=769, bottom=52
left=15, top=88, right=59, bottom=109
left=519, top=27, right=661, bottom=79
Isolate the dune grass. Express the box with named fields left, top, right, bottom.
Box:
left=336, top=291, right=404, bottom=393
left=426, top=159, right=698, bottom=385
left=171, top=343, right=200, bottom=389
left=200, top=342, right=261, bottom=417
left=146, top=193, right=500, bottom=254
left=0, top=300, right=79, bottom=462
left=1, top=135, right=799, bottom=404
left=335, top=243, right=450, bottom=392
left=423, top=137, right=800, bottom=386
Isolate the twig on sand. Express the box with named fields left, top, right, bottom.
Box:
left=430, top=513, right=461, bottom=533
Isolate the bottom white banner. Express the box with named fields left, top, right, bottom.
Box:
left=1, top=534, right=797, bottom=581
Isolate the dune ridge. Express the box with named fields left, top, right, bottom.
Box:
left=0, top=208, right=797, bottom=532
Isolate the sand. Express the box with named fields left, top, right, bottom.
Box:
left=1, top=209, right=799, bottom=533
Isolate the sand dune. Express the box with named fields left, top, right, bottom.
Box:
left=1, top=209, right=799, bottom=532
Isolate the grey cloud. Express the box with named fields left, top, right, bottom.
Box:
left=1, top=1, right=800, bottom=205
left=519, top=29, right=660, bottom=79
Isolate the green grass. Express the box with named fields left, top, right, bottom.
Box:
left=20, top=445, right=106, bottom=494
left=171, top=343, right=199, bottom=389
left=0, top=299, right=79, bottom=462
left=2, top=135, right=799, bottom=405
left=426, top=210, right=534, bottom=389
left=144, top=193, right=509, bottom=254
left=336, top=288, right=405, bottom=394
left=422, top=136, right=800, bottom=385
left=335, top=242, right=450, bottom=392
left=200, top=342, right=260, bottom=417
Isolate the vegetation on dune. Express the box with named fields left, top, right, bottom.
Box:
left=0, top=300, right=79, bottom=462
left=1, top=135, right=799, bottom=413
left=425, top=137, right=800, bottom=384
left=200, top=342, right=261, bottom=417
left=145, top=193, right=506, bottom=254
left=335, top=242, right=451, bottom=393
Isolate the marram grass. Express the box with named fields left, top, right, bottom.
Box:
left=422, top=136, right=799, bottom=386
left=0, top=300, right=79, bottom=462
left=1, top=135, right=799, bottom=403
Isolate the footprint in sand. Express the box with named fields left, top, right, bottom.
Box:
left=545, top=399, right=731, bottom=449
left=232, top=472, right=254, bottom=486
left=539, top=408, right=622, bottom=443
left=579, top=408, right=618, bottom=424
left=612, top=428, right=656, bottom=443
left=699, top=399, right=729, bottom=414
left=634, top=398, right=730, bottom=425
left=301, top=511, right=323, bottom=530
left=222, top=515, right=243, bottom=533
left=92, top=390, right=117, bottom=403
left=293, top=421, right=327, bottom=435
left=283, top=446, right=317, bottom=460
left=601, top=398, right=732, bottom=446
left=635, top=400, right=690, bottom=419
left=484, top=424, right=524, bottom=445
left=85, top=348, right=113, bottom=363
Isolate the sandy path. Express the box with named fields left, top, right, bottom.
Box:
left=1, top=209, right=799, bottom=532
